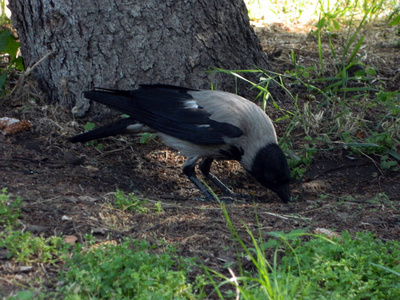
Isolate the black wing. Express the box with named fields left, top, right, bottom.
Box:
left=69, top=117, right=138, bottom=143
left=83, top=85, right=243, bottom=145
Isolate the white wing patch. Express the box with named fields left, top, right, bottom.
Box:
left=126, top=123, right=155, bottom=133
left=183, top=100, right=199, bottom=109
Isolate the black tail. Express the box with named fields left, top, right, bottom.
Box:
left=69, top=117, right=138, bottom=143
left=83, top=88, right=138, bottom=116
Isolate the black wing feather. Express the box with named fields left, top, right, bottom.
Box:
left=83, top=85, right=243, bottom=145
left=69, top=117, right=138, bottom=143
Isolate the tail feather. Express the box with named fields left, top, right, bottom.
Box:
left=83, top=89, right=137, bottom=116
left=69, top=117, right=138, bottom=143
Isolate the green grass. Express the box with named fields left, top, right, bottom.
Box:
left=210, top=63, right=400, bottom=179
left=2, top=1, right=400, bottom=298
left=279, top=231, right=400, bottom=299
left=207, top=204, right=400, bottom=299
left=59, top=240, right=206, bottom=299
left=212, top=0, right=400, bottom=179
left=0, top=189, right=71, bottom=266
left=0, top=0, right=10, bottom=26
left=113, top=189, right=164, bottom=213
left=0, top=188, right=22, bottom=226
left=245, top=0, right=400, bottom=22
left=1, top=190, right=400, bottom=299
left=0, top=231, right=206, bottom=299
left=0, top=189, right=204, bottom=299
left=0, top=229, right=70, bottom=264
left=206, top=204, right=305, bottom=299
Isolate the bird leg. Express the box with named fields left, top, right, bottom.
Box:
left=183, top=157, right=215, bottom=201
left=198, top=158, right=235, bottom=196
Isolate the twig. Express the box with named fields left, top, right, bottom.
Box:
left=5, top=51, right=53, bottom=100
left=95, top=146, right=131, bottom=158
left=260, top=211, right=312, bottom=221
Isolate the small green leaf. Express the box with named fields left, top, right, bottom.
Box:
left=389, top=14, right=400, bottom=26
left=14, top=290, right=34, bottom=300
left=345, top=142, right=381, bottom=148
left=388, top=150, right=400, bottom=162
left=0, top=29, right=20, bottom=59
left=84, top=122, right=96, bottom=131
left=139, top=132, right=156, bottom=144
left=332, top=19, right=340, bottom=30
left=370, top=262, right=400, bottom=277
left=13, top=56, right=25, bottom=71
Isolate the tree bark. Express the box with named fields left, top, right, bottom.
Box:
left=9, top=0, right=270, bottom=116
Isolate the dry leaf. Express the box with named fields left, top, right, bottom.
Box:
left=64, top=235, right=78, bottom=245
left=0, top=117, right=32, bottom=136
left=314, top=228, right=340, bottom=239
left=88, top=240, right=118, bottom=251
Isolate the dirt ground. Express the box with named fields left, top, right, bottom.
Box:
left=1, top=19, right=400, bottom=297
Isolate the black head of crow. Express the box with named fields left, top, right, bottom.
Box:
left=69, top=84, right=292, bottom=203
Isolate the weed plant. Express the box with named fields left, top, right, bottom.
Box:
left=0, top=230, right=70, bottom=264
left=279, top=231, right=400, bottom=299
left=0, top=189, right=71, bottom=265
left=0, top=188, right=22, bottom=227
left=214, top=1, right=400, bottom=178
left=113, top=189, right=163, bottom=213
left=0, top=28, right=24, bottom=95
left=208, top=203, right=400, bottom=299
left=1, top=192, right=399, bottom=298
left=0, top=190, right=201, bottom=299
left=59, top=239, right=206, bottom=299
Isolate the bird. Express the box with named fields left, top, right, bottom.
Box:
left=69, top=84, right=292, bottom=203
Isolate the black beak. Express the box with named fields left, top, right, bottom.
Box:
left=271, top=184, right=292, bottom=203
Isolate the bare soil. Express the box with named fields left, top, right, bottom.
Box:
left=1, top=19, right=400, bottom=297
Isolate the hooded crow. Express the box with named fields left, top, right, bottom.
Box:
left=69, top=84, right=292, bottom=203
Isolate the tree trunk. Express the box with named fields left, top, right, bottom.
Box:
left=9, top=0, right=270, bottom=116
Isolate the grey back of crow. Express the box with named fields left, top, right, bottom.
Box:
left=69, top=84, right=291, bottom=203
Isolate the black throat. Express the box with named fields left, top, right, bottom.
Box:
left=219, top=145, right=244, bottom=161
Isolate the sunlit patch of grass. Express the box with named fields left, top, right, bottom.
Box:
left=211, top=0, right=400, bottom=179
left=279, top=230, right=400, bottom=299
left=245, top=0, right=400, bottom=25
left=207, top=203, right=400, bottom=299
